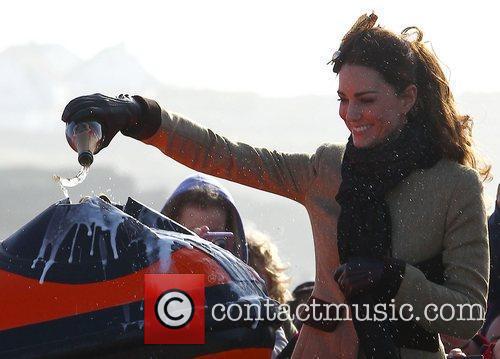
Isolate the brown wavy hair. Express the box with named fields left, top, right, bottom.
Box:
left=246, top=229, right=292, bottom=304
left=330, top=13, right=491, bottom=180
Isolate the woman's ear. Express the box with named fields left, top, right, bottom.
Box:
left=400, top=84, right=418, bottom=114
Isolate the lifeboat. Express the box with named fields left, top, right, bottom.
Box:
left=0, top=196, right=278, bottom=358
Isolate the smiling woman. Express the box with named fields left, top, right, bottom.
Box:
left=326, top=13, right=490, bottom=359
left=337, top=64, right=417, bottom=149
left=61, top=12, right=490, bottom=359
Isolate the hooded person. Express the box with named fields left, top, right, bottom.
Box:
left=161, top=174, right=248, bottom=263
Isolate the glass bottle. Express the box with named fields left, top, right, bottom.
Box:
left=65, top=121, right=104, bottom=167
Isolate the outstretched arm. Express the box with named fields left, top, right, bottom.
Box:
left=61, top=93, right=324, bottom=204
left=140, top=98, right=322, bottom=204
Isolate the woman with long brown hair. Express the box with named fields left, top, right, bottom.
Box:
left=62, top=13, right=489, bottom=358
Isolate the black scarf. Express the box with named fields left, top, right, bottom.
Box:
left=335, top=119, right=442, bottom=358
left=336, top=119, right=441, bottom=262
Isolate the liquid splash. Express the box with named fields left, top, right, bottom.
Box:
left=31, top=197, right=127, bottom=284
left=53, top=166, right=90, bottom=198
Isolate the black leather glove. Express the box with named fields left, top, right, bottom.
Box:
left=61, top=93, right=161, bottom=152
left=333, top=257, right=405, bottom=301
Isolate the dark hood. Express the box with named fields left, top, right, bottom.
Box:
left=161, top=174, right=248, bottom=263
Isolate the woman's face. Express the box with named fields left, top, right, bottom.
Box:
left=177, top=204, right=240, bottom=256
left=177, top=204, right=227, bottom=232
left=337, top=64, right=415, bottom=148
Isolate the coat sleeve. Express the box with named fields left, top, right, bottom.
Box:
left=141, top=105, right=324, bottom=204
left=393, top=168, right=489, bottom=338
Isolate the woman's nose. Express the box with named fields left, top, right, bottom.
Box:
left=346, top=104, right=362, bottom=122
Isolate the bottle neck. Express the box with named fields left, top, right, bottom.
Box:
left=66, top=121, right=103, bottom=166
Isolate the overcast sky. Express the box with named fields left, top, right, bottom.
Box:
left=2, top=0, right=499, bottom=97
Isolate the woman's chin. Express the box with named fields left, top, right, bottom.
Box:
left=352, top=136, right=373, bottom=149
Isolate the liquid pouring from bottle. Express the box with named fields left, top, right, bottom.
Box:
left=53, top=121, right=104, bottom=198
left=53, top=166, right=90, bottom=198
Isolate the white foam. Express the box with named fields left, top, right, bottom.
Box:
left=32, top=197, right=127, bottom=284
left=68, top=223, right=80, bottom=263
